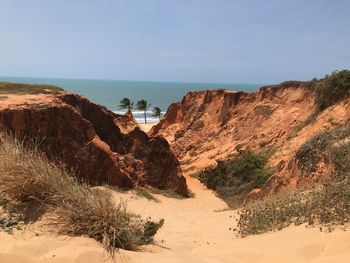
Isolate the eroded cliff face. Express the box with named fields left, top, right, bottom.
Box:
left=0, top=90, right=188, bottom=196
left=151, top=83, right=350, bottom=196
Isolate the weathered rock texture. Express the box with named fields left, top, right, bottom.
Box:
left=151, top=82, right=350, bottom=196
left=0, top=89, right=188, bottom=196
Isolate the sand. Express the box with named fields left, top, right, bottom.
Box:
left=1, top=175, right=350, bottom=263
left=139, top=123, right=157, bottom=133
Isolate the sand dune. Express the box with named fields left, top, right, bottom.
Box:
left=1, top=176, right=350, bottom=262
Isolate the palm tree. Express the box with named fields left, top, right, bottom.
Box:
left=136, top=99, right=151, bottom=123
left=119, top=97, right=133, bottom=111
left=152, top=107, right=162, bottom=120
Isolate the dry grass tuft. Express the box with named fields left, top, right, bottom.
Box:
left=0, top=135, right=163, bottom=253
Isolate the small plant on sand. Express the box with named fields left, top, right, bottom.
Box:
left=0, top=212, right=24, bottom=233
left=0, top=135, right=163, bottom=254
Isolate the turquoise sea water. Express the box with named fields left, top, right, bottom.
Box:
left=0, top=76, right=263, bottom=123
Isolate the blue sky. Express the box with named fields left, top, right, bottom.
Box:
left=0, top=0, right=349, bottom=83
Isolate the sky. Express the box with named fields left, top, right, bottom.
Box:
left=0, top=0, right=349, bottom=84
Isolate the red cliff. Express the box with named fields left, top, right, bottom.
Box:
left=0, top=87, right=188, bottom=196
left=151, top=82, right=350, bottom=196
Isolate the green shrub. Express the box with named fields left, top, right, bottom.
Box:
left=296, top=124, right=350, bottom=176
left=331, top=141, right=350, bottom=177
left=315, top=70, right=350, bottom=111
left=198, top=151, right=273, bottom=207
left=296, top=131, right=333, bottom=174
left=259, top=141, right=270, bottom=148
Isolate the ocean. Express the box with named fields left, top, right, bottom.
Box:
left=0, top=77, right=263, bottom=123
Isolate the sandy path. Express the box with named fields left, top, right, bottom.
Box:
left=1, top=176, right=350, bottom=262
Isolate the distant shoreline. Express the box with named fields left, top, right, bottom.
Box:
left=0, top=76, right=262, bottom=114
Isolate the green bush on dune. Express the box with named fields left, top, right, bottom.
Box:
left=296, top=124, right=350, bottom=176
left=315, top=70, right=350, bottom=111
left=198, top=151, right=273, bottom=208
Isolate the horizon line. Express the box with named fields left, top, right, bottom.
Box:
left=0, top=74, right=269, bottom=87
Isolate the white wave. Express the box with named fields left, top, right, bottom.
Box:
left=113, top=111, right=161, bottom=124
left=114, top=110, right=165, bottom=115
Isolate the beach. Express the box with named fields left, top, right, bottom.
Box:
left=139, top=123, right=156, bottom=133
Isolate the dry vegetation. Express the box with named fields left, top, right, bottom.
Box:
left=0, top=135, right=163, bottom=254
left=0, top=82, right=63, bottom=94
left=237, top=178, right=350, bottom=237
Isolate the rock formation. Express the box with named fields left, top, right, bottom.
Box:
left=151, top=82, right=350, bottom=196
left=0, top=87, right=189, bottom=196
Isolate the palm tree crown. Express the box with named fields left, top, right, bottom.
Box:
left=119, top=97, right=133, bottom=111
left=152, top=107, right=162, bottom=120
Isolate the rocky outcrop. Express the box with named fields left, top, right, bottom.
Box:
left=0, top=89, right=188, bottom=196
left=151, top=82, right=350, bottom=196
